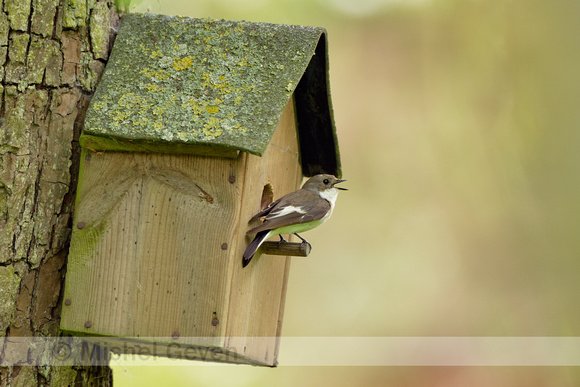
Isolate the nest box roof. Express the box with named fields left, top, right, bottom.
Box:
left=82, top=13, right=341, bottom=177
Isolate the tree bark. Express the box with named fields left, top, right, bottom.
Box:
left=0, top=0, right=119, bottom=385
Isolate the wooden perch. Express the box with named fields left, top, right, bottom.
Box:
left=260, top=241, right=311, bottom=257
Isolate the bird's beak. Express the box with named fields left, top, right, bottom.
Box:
left=334, top=179, right=348, bottom=190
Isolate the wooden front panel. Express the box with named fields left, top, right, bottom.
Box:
left=61, top=150, right=243, bottom=345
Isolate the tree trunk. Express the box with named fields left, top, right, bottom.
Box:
left=0, top=0, right=119, bottom=385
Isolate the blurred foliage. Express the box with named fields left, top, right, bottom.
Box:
left=114, top=0, right=580, bottom=385
left=114, top=0, right=135, bottom=13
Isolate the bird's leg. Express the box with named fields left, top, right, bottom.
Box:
left=277, top=234, right=288, bottom=247
left=293, top=233, right=311, bottom=249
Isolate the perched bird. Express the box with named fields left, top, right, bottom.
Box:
left=242, top=174, right=347, bottom=267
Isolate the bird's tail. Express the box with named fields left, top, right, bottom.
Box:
left=243, top=231, right=270, bottom=268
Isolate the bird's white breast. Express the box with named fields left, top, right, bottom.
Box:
left=318, top=187, right=339, bottom=221
left=318, top=187, right=339, bottom=207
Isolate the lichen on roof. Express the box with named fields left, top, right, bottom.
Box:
left=82, top=13, right=326, bottom=156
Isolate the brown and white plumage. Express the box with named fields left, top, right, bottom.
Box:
left=242, top=174, right=346, bottom=267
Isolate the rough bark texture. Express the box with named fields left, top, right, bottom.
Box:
left=0, top=0, right=119, bottom=385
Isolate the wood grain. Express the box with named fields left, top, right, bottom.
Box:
left=260, top=241, right=311, bottom=257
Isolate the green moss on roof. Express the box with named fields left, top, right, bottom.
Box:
left=82, top=13, right=326, bottom=157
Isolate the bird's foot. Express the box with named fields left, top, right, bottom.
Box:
left=293, top=233, right=312, bottom=250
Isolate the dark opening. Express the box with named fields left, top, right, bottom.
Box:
left=294, top=33, right=341, bottom=178
left=260, top=183, right=274, bottom=210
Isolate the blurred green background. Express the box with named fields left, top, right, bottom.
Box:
left=112, top=0, right=580, bottom=385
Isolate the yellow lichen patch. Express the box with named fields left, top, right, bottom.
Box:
left=183, top=98, right=204, bottom=115
left=145, top=83, right=163, bottom=93
left=173, top=56, right=194, bottom=71
left=152, top=106, right=166, bottom=116
left=112, top=109, right=131, bottom=122
left=206, top=105, right=219, bottom=114
left=203, top=117, right=222, bottom=137
left=141, top=67, right=170, bottom=81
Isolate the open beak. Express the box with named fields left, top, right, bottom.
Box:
left=334, top=179, right=348, bottom=190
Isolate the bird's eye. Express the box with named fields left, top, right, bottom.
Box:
left=323, top=179, right=329, bottom=185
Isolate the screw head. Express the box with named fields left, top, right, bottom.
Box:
left=84, top=321, right=92, bottom=328
left=221, top=243, right=228, bottom=250
left=64, top=299, right=72, bottom=306
left=211, top=318, right=219, bottom=326
left=77, top=222, right=85, bottom=229
left=228, top=175, right=236, bottom=184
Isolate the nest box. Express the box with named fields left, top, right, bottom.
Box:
left=60, top=13, right=340, bottom=366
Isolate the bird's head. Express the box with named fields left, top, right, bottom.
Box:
left=302, top=174, right=347, bottom=194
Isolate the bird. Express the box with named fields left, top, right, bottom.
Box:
left=242, top=174, right=347, bottom=267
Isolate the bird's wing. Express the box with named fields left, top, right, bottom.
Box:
left=248, top=198, right=282, bottom=222
left=246, top=190, right=330, bottom=235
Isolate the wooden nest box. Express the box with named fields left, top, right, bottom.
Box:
left=60, top=13, right=341, bottom=366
